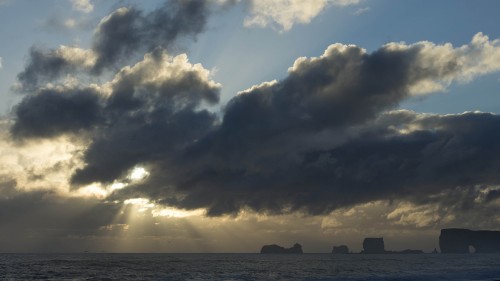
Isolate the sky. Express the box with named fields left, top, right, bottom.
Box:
left=1, top=0, right=500, bottom=253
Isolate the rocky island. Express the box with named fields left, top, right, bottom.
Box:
left=260, top=243, right=303, bottom=254
left=332, top=245, right=349, bottom=254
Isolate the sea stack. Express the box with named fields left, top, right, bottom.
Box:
left=361, top=238, right=385, bottom=254
left=332, top=245, right=349, bottom=254
left=260, top=243, right=303, bottom=254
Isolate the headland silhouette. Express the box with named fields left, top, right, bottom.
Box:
left=439, top=228, right=500, bottom=253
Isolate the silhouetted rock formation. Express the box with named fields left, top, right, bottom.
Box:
left=361, top=238, right=385, bottom=254
left=440, top=228, right=500, bottom=253
left=260, top=243, right=303, bottom=254
left=358, top=237, right=423, bottom=254
left=332, top=245, right=349, bottom=254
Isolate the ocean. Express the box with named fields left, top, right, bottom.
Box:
left=1, top=253, right=499, bottom=280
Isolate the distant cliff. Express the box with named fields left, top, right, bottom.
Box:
left=260, top=243, right=303, bottom=254
left=440, top=228, right=500, bottom=253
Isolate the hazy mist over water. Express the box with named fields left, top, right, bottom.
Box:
left=1, top=253, right=499, bottom=280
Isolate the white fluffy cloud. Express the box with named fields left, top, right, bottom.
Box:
left=56, top=45, right=97, bottom=68
left=71, top=0, right=93, bottom=13
left=401, top=32, right=500, bottom=95
left=0, top=56, right=2, bottom=69
left=106, top=51, right=221, bottom=97
left=282, top=32, right=500, bottom=96
left=244, top=0, right=360, bottom=31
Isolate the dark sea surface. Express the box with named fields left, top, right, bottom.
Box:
left=0, top=253, right=499, bottom=280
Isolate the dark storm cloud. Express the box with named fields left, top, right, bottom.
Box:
left=69, top=51, right=220, bottom=185
left=126, top=41, right=500, bottom=215
left=12, top=35, right=500, bottom=216
left=11, top=87, right=102, bottom=138
left=13, top=50, right=221, bottom=185
left=17, top=47, right=78, bottom=91
left=17, top=0, right=212, bottom=90
left=154, top=110, right=500, bottom=216
left=92, top=0, right=209, bottom=72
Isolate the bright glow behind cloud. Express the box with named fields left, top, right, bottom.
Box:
left=129, top=167, right=149, bottom=181
left=124, top=197, right=205, bottom=217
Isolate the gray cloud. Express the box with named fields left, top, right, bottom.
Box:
left=13, top=50, right=221, bottom=186
left=41, top=16, right=93, bottom=32
left=157, top=110, right=500, bottom=215
left=17, top=47, right=78, bottom=90
left=71, top=0, right=93, bottom=13
left=12, top=33, right=500, bottom=217
left=17, top=0, right=212, bottom=90
left=93, top=0, right=209, bottom=72
left=11, top=87, right=102, bottom=139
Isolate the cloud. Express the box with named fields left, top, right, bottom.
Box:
left=392, top=32, right=500, bottom=95
left=165, top=109, right=500, bottom=216
left=13, top=50, right=221, bottom=186
left=17, top=0, right=213, bottom=90
left=90, top=1, right=210, bottom=72
left=11, top=87, right=103, bottom=139
left=71, top=0, right=93, bottom=13
left=353, top=6, right=370, bottom=15
left=64, top=18, right=77, bottom=28
left=0, top=56, right=2, bottom=69
left=244, top=0, right=361, bottom=32
left=72, top=52, right=220, bottom=185
left=12, top=33, right=500, bottom=217
left=41, top=16, right=92, bottom=32
left=17, top=46, right=97, bottom=89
